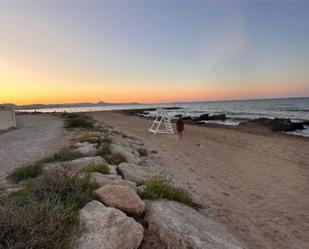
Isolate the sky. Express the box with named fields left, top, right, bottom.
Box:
left=1, top=1, right=309, bottom=105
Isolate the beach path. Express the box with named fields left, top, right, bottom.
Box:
left=0, top=114, right=68, bottom=182
left=92, top=111, right=309, bottom=249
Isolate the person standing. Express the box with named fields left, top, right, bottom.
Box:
left=176, top=116, right=184, bottom=138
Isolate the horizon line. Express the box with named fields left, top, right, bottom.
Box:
left=3, top=95, right=309, bottom=107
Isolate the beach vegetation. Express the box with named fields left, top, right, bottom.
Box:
left=0, top=168, right=97, bottom=249
left=83, top=162, right=110, bottom=175
left=97, top=143, right=111, bottom=156
left=143, top=176, right=197, bottom=208
left=7, top=161, right=44, bottom=184
left=79, top=134, right=101, bottom=144
left=105, top=153, right=127, bottom=165
left=62, top=113, right=94, bottom=129
left=45, top=147, right=82, bottom=162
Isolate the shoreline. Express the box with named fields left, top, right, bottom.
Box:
left=14, top=108, right=309, bottom=139
left=90, top=110, right=309, bottom=249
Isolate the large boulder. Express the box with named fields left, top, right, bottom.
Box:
left=73, top=142, right=97, bottom=157
left=91, top=172, right=137, bottom=191
left=110, top=144, right=142, bottom=165
left=44, top=156, right=107, bottom=174
left=142, top=200, right=246, bottom=249
left=117, top=163, right=158, bottom=184
left=108, top=134, right=132, bottom=148
left=72, top=200, right=143, bottom=249
left=95, top=185, right=145, bottom=216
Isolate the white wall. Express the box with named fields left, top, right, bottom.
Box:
left=0, top=109, right=16, bottom=130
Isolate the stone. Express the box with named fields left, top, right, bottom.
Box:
left=208, top=114, right=227, bottom=121
left=91, top=172, right=137, bottom=191
left=107, top=164, right=117, bottom=175
left=240, top=118, right=305, bottom=132
left=142, top=200, right=247, bottom=249
left=0, top=187, right=22, bottom=197
left=137, top=185, right=146, bottom=198
left=110, top=144, right=142, bottom=165
left=108, top=134, right=132, bottom=148
left=95, top=185, right=145, bottom=216
left=72, top=200, right=143, bottom=249
left=194, top=113, right=209, bottom=121
left=117, top=163, right=157, bottom=184
left=73, top=142, right=97, bottom=157
left=44, top=156, right=107, bottom=174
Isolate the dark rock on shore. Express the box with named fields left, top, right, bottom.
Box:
left=302, top=121, right=309, bottom=126
left=208, top=114, right=227, bottom=121
left=194, top=113, right=227, bottom=121
left=174, top=115, right=192, bottom=120
left=240, top=118, right=305, bottom=132
left=194, top=114, right=209, bottom=121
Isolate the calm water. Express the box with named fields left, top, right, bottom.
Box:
left=18, top=97, right=309, bottom=137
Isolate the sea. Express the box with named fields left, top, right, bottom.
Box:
left=18, top=97, right=309, bottom=138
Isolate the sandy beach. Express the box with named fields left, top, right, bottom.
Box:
left=0, top=114, right=70, bottom=183
left=91, top=111, right=309, bottom=249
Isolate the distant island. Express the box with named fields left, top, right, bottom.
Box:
left=1, top=101, right=143, bottom=110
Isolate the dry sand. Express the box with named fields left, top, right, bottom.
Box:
left=0, top=114, right=70, bottom=183
left=92, top=111, right=309, bottom=249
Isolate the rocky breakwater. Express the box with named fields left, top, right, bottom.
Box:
left=39, top=125, right=247, bottom=249
left=239, top=118, right=308, bottom=132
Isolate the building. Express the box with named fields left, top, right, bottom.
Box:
left=0, top=107, right=16, bottom=130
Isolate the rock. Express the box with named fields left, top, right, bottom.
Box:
left=240, top=118, right=304, bottom=132
left=137, top=185, right=146, bottom=198
left=117, top=163, right=157, bottom=184
left=208, top=114, right=227, bottom=120
left=91, top=172, right=137, bottom=191
left=194, top=113, right=209, bottom=121
left=44, top=156, right=107, bottom=174
left=107, top=164, right=117, bottom=175
left=142, top=200, right=246, bottom=249
left=88, top=131, right=101, bottom=137
left=95, top=185, right=145, bottom=216
left=72, top=200, right=143, bottom=249
left=108, top=134, right=132, bottom=148
left=73, top=142, right=97, bottom=157
left=110, top=144, right=142, bottom=165
left=302, top=121, right=309, bottom=126
left=0, top=187, right=23, bottom=197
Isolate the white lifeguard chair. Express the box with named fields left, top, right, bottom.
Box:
left=148, top=108, right=174, bottom=135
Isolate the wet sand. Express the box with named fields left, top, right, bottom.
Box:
left=92, top=111, right=309, bottom=249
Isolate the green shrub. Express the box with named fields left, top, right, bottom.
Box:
left=106, top=153, right=127, bottom=165
left=97, top=143, right=111, bottom=156
left=79, top=134, right=101, bottom=144
left=45, top=148, right=82, bottom=162
left=7, top=161, right=44, bottom=184
left=0, top=197, right=78, bottom=249
left=137, top=148, right=148, bottom=157
left=0, top=169, right=97, bottom=249
left=143, top=177, right=196, bottom=207
left=83, top=163, right=110, bottom=175
left=63, top=113, right=94, bottom=129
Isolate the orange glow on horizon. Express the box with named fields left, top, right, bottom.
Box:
left=1, top=58, right=308, bottom=105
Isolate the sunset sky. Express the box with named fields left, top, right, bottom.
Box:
left=1, top=1, right=309, bottom=105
